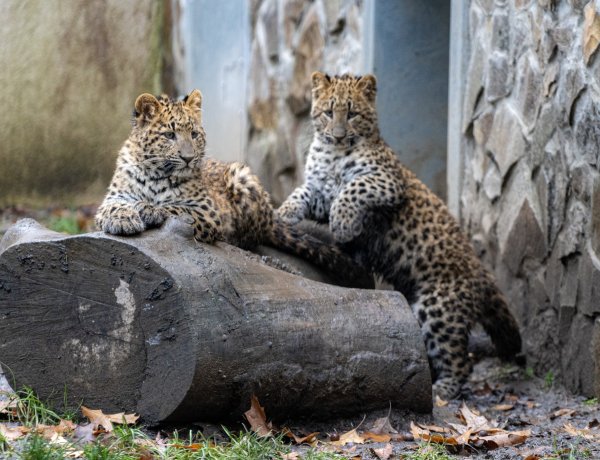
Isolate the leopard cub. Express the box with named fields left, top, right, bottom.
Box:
left=96, top=89, right=361, bottom=279
left=278, top=73, right=522, bottom=398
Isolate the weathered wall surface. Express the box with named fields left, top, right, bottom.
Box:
left=0, top=1, right=164, bottom=206
left=460, top=0, right=600, bottom=396
left=246, top=0, right=366, bottom=205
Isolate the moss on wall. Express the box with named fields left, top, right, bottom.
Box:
left=0, top=0, right=164, bottom=206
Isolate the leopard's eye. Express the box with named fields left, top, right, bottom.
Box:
left=162, top=131, right=176, bottom=140
left=324, top=110, right=333, bottom=118
left=348, top=111, right=358, bottom=119
left=191, top=131, right=199, bottom=139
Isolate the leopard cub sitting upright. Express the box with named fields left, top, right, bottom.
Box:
left=96, top=89, right=360, bottom=278
left=278, top=72, right=522, bottom=398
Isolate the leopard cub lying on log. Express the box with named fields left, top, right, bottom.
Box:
left=95, top=89, right=357, bottom=275
left=277, top=72, right=522, bottom=398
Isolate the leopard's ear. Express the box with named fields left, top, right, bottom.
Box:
left=356, top=74, right=377, bottom=103
left=311, top=71, right=331, bottom=95
left=134, top=93, right=160, bottom=126
left=185, top=89, right=203, bottom=116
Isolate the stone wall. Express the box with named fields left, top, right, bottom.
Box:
left=246, top=0, right=366, bottom=205
left=0, top=1, right=165, bottom=206
left=460, top=0, right=600, bottom=396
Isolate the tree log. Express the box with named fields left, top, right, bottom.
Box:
left=0, top=218, right=431, bottom=423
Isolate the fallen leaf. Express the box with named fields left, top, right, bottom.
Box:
left=244, top=395, right=272, bottom=437
left=550, top=408, right=575, bottom=419
left=410, top=421, right=457, bottom=445
left=492, top=404, right=514, bottom=411
left=280, top=453, right=300, bottom=460
left=282, top=428, right=319, bottom=446
left=434, top=395, right=449, bottom=407
left=479, top=429, right=531, bottom=448
left=372, top=443, right=393, bottom=460
left=34, top=420, right=77, bottom=439
left=329, top=427, right=365, bottom=446
left=363, top=431, right=391, bottom=443
left=0, top=423, right=28, bottom=441
left=588, top=418, right=599, bottom=429
left=0, top=398, right=17, bottom=415
left=458, top=403, right=495, bottom=431
left=72, top=423, right=96, bottom=444
left=564, top=422, right=600, bottom=439
left=81, top=406, right=138, bottom=432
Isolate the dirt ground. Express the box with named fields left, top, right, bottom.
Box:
left=1, top=208, right=599, bottom=458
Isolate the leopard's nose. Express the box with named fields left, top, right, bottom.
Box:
left=333, top=127, right=346, bottom=140
left=180, top=152, right=195, bottom=164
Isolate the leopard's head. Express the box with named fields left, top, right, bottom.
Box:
left=310, top=72, right=379, bottom=148
left=130, top=89, right=206, bottom=179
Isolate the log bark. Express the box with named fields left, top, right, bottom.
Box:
left=0, top=218, right=431, bottom=423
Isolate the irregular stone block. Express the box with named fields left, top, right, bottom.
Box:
left=561, top=314, right=596, bottom=397
left=556, top=64, right=585, bottom=126
left=491, top=9, right=510, bottom=52
left=499, top=197, right=547, bottom=273
left=483, top=160, right=502, bottom=201
left=287, top=4, right=325, bottom=115
left=583, top=2, right=600, bottom=65
left=485, top=103, right=527, bottom=178
left=591, top=173, right=600, bottom=256
left=557, top=201, right=587, bottom=259
left=577, top=244, right=600, bottom=316
left=574, top=96, right=600, bottom=168
left=462, top=39, right=487, bottom=132
left=514, top=52, right=543, bottom=131
left=486, top=51, right=511, bottom=102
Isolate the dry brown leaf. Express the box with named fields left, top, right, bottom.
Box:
left=0, top=423, right=28, bottom=441
left=458, top=403, right=495, bottom=431
left=280, top=453, right=300, bottom=460
left=372, top=443, right=393, bottom=460
left=329, top=427, right=365, bottom=446
left=368, top=414, right=398, bottom=435
left=416, top=423, right=451, bottom=434
left=244, top=395, right=272, bottom=437
left=363, top=431, right=391, bottom=443
left=81, top=406, right=138, bottom=432
left=479, top=429, right=531, bottom=448
left=72, top=423, right=97, bottom=444
left=434, top=395, right=449, bottom=407
left=492, top=404, right=514, bottom=411
left=550, top=408, right=575, bottom=419
left=282, top=428, right=319, bottom=446
left=0, top=398, right=17, bottom=415
left=564, top=422, right=600, bottom=439
left=34, top=420, right=77, bottom=439
left=410, top=421, right=457, bottom=445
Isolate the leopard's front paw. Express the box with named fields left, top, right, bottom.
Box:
left=276, top=202, right=304, bottom=225
left=96, top=206, right=145, bottom=235
left=136, top=203, right=168, bottom=228
left=330, top=204, right=363, bottom=243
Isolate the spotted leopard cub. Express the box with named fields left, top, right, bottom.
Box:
left=96, top=90, right=360, bottom=277
left=278, top=73, right=522, bottom=398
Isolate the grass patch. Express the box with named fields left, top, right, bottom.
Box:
left=403, top=442, right=455, bottom=459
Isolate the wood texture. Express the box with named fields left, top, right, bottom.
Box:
left=0, top=218, right=431, bottom=423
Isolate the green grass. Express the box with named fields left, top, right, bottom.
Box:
left=544, top=370, right=555, bottom=390
left=19, top=435, right=67, bottom=460
left=47, top=214, right=82, bottom=234
left=403, top=442, right=455, bottom=460
left=583, top=397, right=598, bottom=406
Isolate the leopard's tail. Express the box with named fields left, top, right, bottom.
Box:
left=478, top=279, right=522, bottom=362
left=268, top=218, right=371, bottom=288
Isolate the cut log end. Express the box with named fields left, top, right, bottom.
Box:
left=0, top=218, right=432, bottom=423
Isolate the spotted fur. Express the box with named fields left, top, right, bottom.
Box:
left=277, top=73, right=522, bottom=398
left=96, top=90, right=360, bottom=279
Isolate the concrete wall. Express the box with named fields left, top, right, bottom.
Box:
left=0, top=1, right=164, bottom=206
left=372, top=1, right=450, bottom=199
left=171, top=0, right=250, bottom=163
left=455, top=0, right=600, bottom=396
